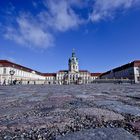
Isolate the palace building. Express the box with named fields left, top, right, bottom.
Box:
left=1, top=50, right=139, bottom=85
left=0, top=60, right=45, bottom=85
left=0, top=50, right=101, bottom=85
left=43, top=50, right=101, bottom=84
left=100, top=60, right=140, bottom=83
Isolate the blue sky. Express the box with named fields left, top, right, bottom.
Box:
left=0, top=0, right=140, bottom=73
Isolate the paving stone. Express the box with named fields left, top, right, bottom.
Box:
left=56, top=128, right=139, bottom=140
left=130, top=121, right=140, bottom=132
left=0, top=84, right=140, bottom=139
left=77, top=107, right=124, bottom=121
left=94, top=100, right=140, bottom=116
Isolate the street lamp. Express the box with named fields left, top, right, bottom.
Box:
left=9, top=70, right=15, bottom=85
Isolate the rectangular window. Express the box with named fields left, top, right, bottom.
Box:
left=3, top=68, right=6, bottom=74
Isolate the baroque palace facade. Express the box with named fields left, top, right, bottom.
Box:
left=0, top=60, right=45, bottom=85
left=100, top=60, right=140, bottom=83
left=43, top=51, right=100, bottom=85
left=0, top=50, right=101, bottom=85
left=1, top=50, right=140, bottom=85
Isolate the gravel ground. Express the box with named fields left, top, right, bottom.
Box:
left=0, top=83, right=140, bottom=140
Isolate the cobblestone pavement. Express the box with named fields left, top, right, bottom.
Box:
left=0, top=84, right=140, bottom=140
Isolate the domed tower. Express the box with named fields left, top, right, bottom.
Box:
left=69, top=49, right=79, bottom=72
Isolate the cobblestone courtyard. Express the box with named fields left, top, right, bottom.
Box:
left=0, top=84, right=140, bottom=140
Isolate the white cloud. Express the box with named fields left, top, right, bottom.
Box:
left=90, top=0, right=140, bottom=22
left=4, top=14, right=54, bottom=49
left=2, top=0, right=140, bottom=49
left=2, top=0, right=84, bottom=49
left=42, top=0, right=83, bottom=32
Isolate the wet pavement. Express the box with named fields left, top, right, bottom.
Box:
left=0, top=84, right=140, bottom=140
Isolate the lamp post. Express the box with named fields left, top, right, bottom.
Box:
left=9, top=70, right=15, bottom=85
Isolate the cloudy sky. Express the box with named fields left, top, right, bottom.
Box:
left=0, top=0, right=140, bottom=73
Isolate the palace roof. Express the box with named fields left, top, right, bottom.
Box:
left=0, top=60, right=42, bottom=75
left=42, top=73, right=56, bottom=76
left=91, top=73, right=102, bottom=76
left=100, top=60, right=140, bottom=77
left=79, top=70, right=89, bottom=73
left=59, top=70, right=68, bottom=72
